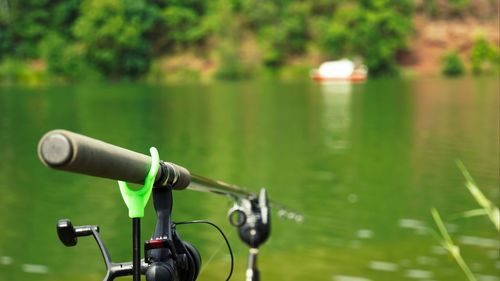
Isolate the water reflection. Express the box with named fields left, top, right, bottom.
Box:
left=416, top=256, right=438, bottom=266
left=0, top=256, right=49, bottom=275
left=21, top=264, right=49, bottom=274
left=398, top=218, right=427, bottom=230
left=355, top=229, right=373, bottom=239
left=0, top=256, right=12, bottom=265
left=458, top=236, right=500, bottom=248
left=404, top=269, right=433, bottom=279
left=368, top=260, right=399, bottom=272
left=477, top=274, right=500, bottom=281
left=334, top=275, right=372, bottom=281
left=320, top=82, right=352, bottom=153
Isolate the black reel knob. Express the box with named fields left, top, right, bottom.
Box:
left=57, top=219, right=77, bottom=246
left=56, top=219, right=95, bottom=247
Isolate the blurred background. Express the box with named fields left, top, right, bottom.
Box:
left=0, top=1, right=499, bottom=281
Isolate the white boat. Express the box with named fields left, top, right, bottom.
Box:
left=310, top=59, right=368, bottom=82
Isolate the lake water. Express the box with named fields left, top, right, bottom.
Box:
left=0, top=78, right=499, bottom=281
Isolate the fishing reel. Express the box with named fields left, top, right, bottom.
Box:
left=56, top=186, right=201, bottom=281
left=56, top=218, right=200, bottom=281
left=228, top=188, right=271, bottom=248
left=228, top=188, right=270, bottom=281
left=144, top=186, right=201, bottom=281
left=143, top=227, right=201, bottom=281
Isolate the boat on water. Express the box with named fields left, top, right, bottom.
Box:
left=310, top=59, right=368, bottom=83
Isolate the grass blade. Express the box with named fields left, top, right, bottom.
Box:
left=431, top=208, right=478, bottom=281
left=456, top=160, right=500, bottom=231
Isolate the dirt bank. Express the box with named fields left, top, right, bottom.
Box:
left=401, top=14, right=499, bottom=76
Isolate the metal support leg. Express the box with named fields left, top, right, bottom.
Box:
left=133, top=218, right=141, bottom=281
left=246, top=248, right=260, bottom=281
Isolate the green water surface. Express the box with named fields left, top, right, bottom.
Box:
left=0, top=78, right=499, bottom=281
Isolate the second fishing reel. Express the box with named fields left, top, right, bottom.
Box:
left=228, top=188, right=271, bottom=248
left=228, top=188, right=270, bottom=281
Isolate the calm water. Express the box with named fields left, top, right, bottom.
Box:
left=0, top=78, right=499, bottom=281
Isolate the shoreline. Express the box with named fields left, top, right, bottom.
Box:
left=1, top=13, right=498, bottom=86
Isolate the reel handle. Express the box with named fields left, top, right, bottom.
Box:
left=56, top=219, right=95, bottom=247
left=38, top=130, right=190, bottom=189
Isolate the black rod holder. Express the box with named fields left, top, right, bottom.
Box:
left=133, top=218, right=141, bottom=281
left=246, top=248, right=260, bottom=281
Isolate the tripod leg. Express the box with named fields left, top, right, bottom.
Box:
left=246, top=248, right=260, bottom=281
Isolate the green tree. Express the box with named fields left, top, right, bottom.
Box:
left=322, top=0, right=413, bottom=75
left=73, top=0, right=158, bottom=78
left=441, top=49, right=465, bottom=77
left=212, top=0, right=249, bottom=79
left=1, top=0, right=79, bottom=59
left=39, top=33, right=100, bottom=80
left=241, top=0, right=310, bottom=67
left=145, top=0, right=211, bottom=54
left=161, top=1, right=210, bottom=45
left=470, top=36, right=499, bottom=75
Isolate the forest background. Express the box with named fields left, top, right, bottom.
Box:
left=0, top=0, right=498, bottom=84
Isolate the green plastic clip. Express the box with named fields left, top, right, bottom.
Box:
left=118, top=147, right=160, bottom=218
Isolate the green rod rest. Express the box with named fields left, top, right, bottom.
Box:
left=118, top=147, right=160, bottom=218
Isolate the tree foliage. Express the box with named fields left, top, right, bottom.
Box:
left=240, top=0, right=309, bottom=67
left=321, top=0, right=413, bottom=75
left=1, top=0, right=79, bottom=58
left=3, top=0, right=496, bottom=80
left=442, top=49, right=465, bottom=77
left=73, top=0, right=158, bottom=77
left=469, top=36, right=499, bottom=75
left=39, top=33, right=100, bottom=80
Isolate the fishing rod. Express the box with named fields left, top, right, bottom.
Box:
left=38, top=129, right=302, bottom=221
left=38, top=129, right=302, bottom=281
